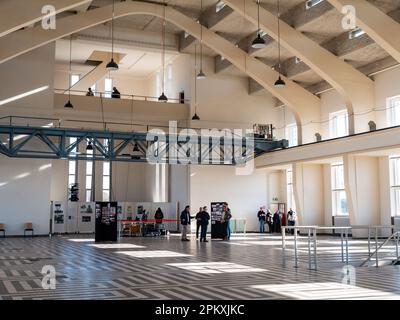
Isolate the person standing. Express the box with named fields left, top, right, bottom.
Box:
left=86, top=87, right=94, bottom=96
left=180, top=205, right=192, bottom=241
left=257, top=207, right=267, bottom=233
left=266, top=209, right=273, bottom=233
left=200, top=206, right=210, bottom=242
left=222, top=203, right=232, bottom=240
left=273, top=210, right=281, bottom=233
left=281, top=210, right=287, bottom=229
left=111, top=86, right=121, bottom=99
left=195, top=207, right=203, bottom=240
left=154, top=207, right=164, bottom=224
left=287, top=208, right=296, bottom=235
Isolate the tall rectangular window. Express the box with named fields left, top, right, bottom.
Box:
left=286, top=169, right=296, bottom=211
left=390, top=157, right=400, bottom=217
left=91, top=83, right=96, bottom=95
left=331, top=163, right=348, bottom=216
left=68, top=137, right=78, bottom=187
left=386, top=96, right=400, bottom=127
left=71, top=74, right=80, bottom=87
left=329, top=109, right=348, bottom=138
left=102, top=161, right=110, bottom=201
left=102, top=139, right=110, bottom=201
left=85, top=146, right=93, bottom=202
left=285, top=123, right=298, bottom=147
left=105, top=78, right=112, bottom=98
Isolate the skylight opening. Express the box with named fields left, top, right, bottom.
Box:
left=305, top=0, right=325, bottom=10
left=216, top=1, right=226, bottom=13
left=349, top=27, right=365, bottom=39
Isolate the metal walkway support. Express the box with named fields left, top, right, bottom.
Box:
left=0, top=124, right=288, bottom=164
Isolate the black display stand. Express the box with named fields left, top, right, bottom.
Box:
left=95, top=202, right=118, bottom=242
left=211, top=202, right=226, bottom=239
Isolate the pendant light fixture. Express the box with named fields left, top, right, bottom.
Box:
left=196, top=0, right=206, bottom=80
left=192, top=45, right=201, bottom=120
left=86, top=140, right=93, bottom=151
left=133, top=143, right=140, bottom=152
left=274, top=0, right=286, bottom=88
left=158, top=3, right=168, bottom=102
left=64, top=35, right=74, bottom=108
left=252, top=0, right=267, bottom=49
left=106, top=0, right=118, bottom=71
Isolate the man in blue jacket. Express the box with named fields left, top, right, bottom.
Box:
left=180, top=205, right=193, bottom=241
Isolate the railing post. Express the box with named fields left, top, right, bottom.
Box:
left=396, top=231, right=399, bottom=259
left=282, top=227, right=286, bottom=267
left=341, top=228, right=344, bottom=263
left=294, top=227, right=298, bottom=268
left=375, top=227, right=379, bottom=267
left=368, top=226, right=371, bottom=258
left=345, top=228, right=349, bottom=265
left=313, top=227, right=318, bottom=270
left=308, top=228, right=312, bottom=270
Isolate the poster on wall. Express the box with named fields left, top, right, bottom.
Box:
left=95, top=202, right=118, bottom=242
left=52, top=201, right=66, bottom=233
left=77, top=202, right=95, bottom=234
left=211, top=202, right=226, bottom=239
left=123, top=202, right=135, bottom=220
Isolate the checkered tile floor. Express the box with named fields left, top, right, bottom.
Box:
left=0, top=234, right=399, bottom=300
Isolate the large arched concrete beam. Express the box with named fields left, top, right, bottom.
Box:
left=0, top=0, right=92, bottom=38
left=0, top=1, right=321, bottom=144
left=328, top=0, right=400, bottom=64
left=224, top=0, right=375, bottom=135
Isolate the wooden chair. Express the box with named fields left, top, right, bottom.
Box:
left=0, top=223, right=5, bottom=238
left=24, top=222, right=34, bottom=237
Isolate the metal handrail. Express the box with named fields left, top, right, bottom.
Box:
left=54, top=88, right=190, bottom=104
left=359, top=231, right=400, bottom=267
left=281, top=225, right=351, bottom=271
left=281, top=225, right=400, bottom=270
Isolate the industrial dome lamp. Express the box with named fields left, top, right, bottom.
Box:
left=106, top=0, right=119, bottom=71
left=252, top=0, right=267, bottom=49
left=86, top=140, right=94, bottom=151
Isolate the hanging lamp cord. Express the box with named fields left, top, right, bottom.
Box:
left=68, top=35, right=72, bottom=100
left=277, top=0, right=282, bottom=76
left=194, top=44, right=198, bottom=114
left=257, top=0, right=260, bottom=35
left=111, top=0, right=115, bottom=60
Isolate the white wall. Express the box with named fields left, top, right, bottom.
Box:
left=54, top=63, right=149, bottom=97
left=0, top=45, right=56, bottom=235
left=0, top=157, right=52, bottom=235
left=0, top=44, right=55, bottom=119
left=190, top=165, right=267, bottom=232
left=374, top=65, right=400, bottom=129
left=293, top=163, right=325, bottom=226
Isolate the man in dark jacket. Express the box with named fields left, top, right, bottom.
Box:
left=180, top=205, right=193, bottom=241
left=195, top=207, right=203, bottom=240
left=273, top=210, right=281, bottom=233
left=200, top=206, right=210, bottom=242
left=257, top=207, right=267, bottom=233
